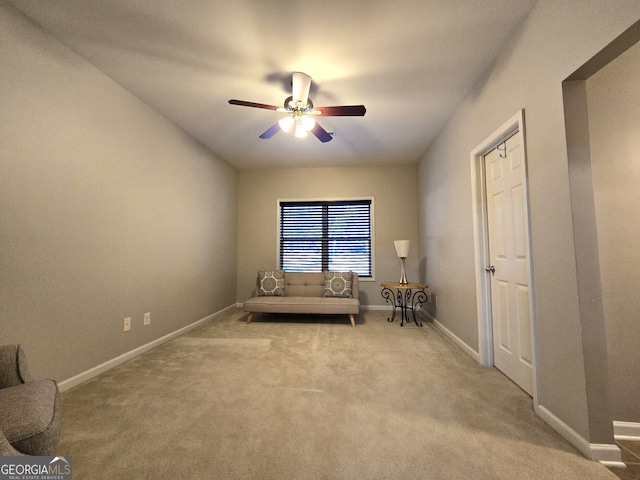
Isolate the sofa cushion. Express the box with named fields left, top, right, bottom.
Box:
left=323, top=271, right=353, bottom=298
left=0, top=379, right=61, bottom=456
left=258, top=270, right=285, bottom=296
left=284, top=272, right=325, bottom=297
left=243, top=296, right=360, bottom=315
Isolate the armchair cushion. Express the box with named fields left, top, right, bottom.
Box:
left=0, top=345, right=62, bottom=456
left=0, top=380, right=62, bottom=456
left=0, top=345, right=32, bottom=388
left=0, top=432, right=24, bottom=456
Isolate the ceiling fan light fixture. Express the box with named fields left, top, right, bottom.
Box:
left=279, top=116, right=295, bottom=133
left=301, top=115, right=316, bottom=131
left=294, top=123, right=308, bottom=139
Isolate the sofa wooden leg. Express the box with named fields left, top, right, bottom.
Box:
left=246, top=313, right=253, bottom=324
left=349, top=314, right=356, bottom=327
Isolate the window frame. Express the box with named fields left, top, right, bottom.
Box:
left=276, top=197, right=375, bottom=281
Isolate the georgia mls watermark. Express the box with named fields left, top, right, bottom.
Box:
left=0, top=456, right=71, bottom=480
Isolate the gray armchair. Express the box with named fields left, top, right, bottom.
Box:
left=0, top=345, right=62, bottom=456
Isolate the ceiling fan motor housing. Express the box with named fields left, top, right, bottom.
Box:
left=283, top=96, right=315, bottom=113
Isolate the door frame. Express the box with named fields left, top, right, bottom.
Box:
left=470, top=109, right=539, bottom=402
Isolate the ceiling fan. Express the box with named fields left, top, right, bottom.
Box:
left=228, top=72, right=366, bottom=143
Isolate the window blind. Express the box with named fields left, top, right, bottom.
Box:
left=279, top=200, right=372, bottom=277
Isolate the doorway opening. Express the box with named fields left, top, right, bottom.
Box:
left=562, top=20, right=640, bottom=442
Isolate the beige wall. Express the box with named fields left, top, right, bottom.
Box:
left=587, top=40, right=640, bottom=424
left=237, top=165, right=419, bottom=307
left=0, top=3, right=238, bottom=382
left=418, top=0, right=640, bottom=444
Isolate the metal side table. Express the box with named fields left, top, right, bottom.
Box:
left=380, top=282, right=429, bottom=327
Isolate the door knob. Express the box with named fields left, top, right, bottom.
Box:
left=485, top=265, right=495, bottom=274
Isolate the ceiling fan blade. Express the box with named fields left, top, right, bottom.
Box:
left=259, top=123, right=281, bottom=139
left=315, top=105, right=366, bottom=117
left=229, top=99, right=279, bottom=111
left=310, top=123, right=333, bottom=143
left=292, top=72, right=312, bottom=106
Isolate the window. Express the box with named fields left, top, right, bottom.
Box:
left=279, top=199, right=373, bottom=277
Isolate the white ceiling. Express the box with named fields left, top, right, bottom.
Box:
left=9, top=0, right=537, bottom=170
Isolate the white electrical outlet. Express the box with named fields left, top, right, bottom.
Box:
left=144, top=312, right=151, bottom=326
left=124, top=317, right=131, bottom=332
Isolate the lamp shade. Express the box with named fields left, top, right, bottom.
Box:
left=394, top=240, right=410, bottom=258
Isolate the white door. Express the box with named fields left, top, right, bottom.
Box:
left=484, top=134, right=533, bottom=395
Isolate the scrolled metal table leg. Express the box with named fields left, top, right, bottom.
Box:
left=400, top=288, right=412, bottom=327
left=410, top=289, right=428, bottom=327
left=381, top=287, right=397, bottom=322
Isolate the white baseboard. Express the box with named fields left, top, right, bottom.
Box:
left=361, top=304, right=388, bottom=312
left=537, top=405, right=624, bottom=467
left=614, top=421, right=640, bottom=441
left=58, top=304, right=235, bottom=392
left=418, top=309, right=480, bottom=363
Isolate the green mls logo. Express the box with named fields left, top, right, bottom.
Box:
left=0, top=456, right=72, bottom=480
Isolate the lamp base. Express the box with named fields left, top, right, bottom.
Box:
left=399, top=257, right=408, bottom=284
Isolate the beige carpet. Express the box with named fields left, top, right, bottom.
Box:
left=59, top=308, right=618, bottom=479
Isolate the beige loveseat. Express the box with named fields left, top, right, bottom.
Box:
left=243, top=271, right=360, bottom=327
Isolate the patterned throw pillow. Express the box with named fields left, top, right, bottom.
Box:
left=323, top=271, right=353, bottom=298
left=258, top=270, right=285, bottom=296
